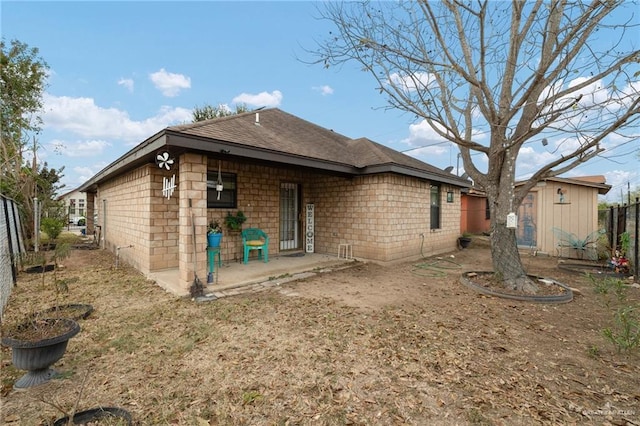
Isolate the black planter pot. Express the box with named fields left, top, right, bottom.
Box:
left=1, top=318, right=80, bottom=388
left=37, top=304, right=94, bottom=321
left=25, top=264, right=55, bottom=274
left=53, top=407, right=133, bottom=425
left=458, top=237, right=472, bottom=249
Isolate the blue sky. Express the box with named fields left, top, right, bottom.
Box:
left=2, top=1, right=639, bottom=203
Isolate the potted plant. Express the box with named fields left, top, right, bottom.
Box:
left=225, top=210, right=247, bottom=232
left=458, top=232, right=472, bottom=249
left=207, top=220, right=223, bottom=248
left=1, top=317, right=80, bottom=388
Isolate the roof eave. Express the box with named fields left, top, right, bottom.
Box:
left=359, top=163, right=471, bottom=187
left=77, top=132, right=168, bottom=193
left=516, top=176, right=611, bottom=195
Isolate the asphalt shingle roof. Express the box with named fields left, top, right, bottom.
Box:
left=169, top=108, right=467, bottom=185
left=80, top=108, right=470, bottom=192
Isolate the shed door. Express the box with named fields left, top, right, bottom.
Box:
left=517, top=192, right=537, bottom=247
left=280, top=183, right=300, bottom=250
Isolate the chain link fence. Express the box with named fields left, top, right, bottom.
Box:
left=1, top=195, right=25, bottom=317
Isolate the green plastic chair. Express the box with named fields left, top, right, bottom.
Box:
left=241, top=228, right=269, bottom=264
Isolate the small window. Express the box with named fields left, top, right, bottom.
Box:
left=207, top=172, right=237, bottom=209
left=485, top=198, right=490, bottom=220
left=446, top=191, right=454, bottom=203
left=430, top=185, right=441, bottom=229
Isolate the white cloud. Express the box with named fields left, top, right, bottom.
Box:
left=402, top=120, right=448, bottom=154
left=312, top=85, right=334, bottom=96
left=567, top=77, right=609, bottom=107
left=74, top=164, right=107, bottom=184
left=118, top=78, right=134, bottom=92
left=388, top=72, right=436, bottom=92
left=50, top=139, right=112, bottom=158
left=232, top=90, right=283, bottom=108
left=603, top=169, right=639, bottom=202
left=516, top=146, right=557, bottom=174
left=42, top=93, right=193, bottom=144
left=149, top=68, right=191, bottom=97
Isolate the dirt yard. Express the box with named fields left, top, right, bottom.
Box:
left=1, top=238, right=639, bottom=425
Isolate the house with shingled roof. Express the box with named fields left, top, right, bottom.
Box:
left=78, top=108, right=470, bottom=294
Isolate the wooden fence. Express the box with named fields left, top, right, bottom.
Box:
left=599, top=197, right=639, bottom=281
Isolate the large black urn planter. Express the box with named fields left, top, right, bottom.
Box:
left=460, top=271, right=574, bottom=304
left=1, top=318, right=80, bottom=388
left=53, top=407, right=133, bottom=425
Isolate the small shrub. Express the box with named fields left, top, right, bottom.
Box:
left=41, top=217, right=64, bottom=240
left=587, top=274, right=627, bottom=302
left=603, top=305, right=640, bottom=352
left=586, top=345, right=600, bottom=358
left=242, top=390, right=262, bottom=405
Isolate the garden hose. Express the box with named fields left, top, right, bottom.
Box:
left=411, top=234, right=462, bottom=277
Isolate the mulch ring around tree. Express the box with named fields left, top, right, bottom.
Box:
left=460, top=271, right=573, bottom=303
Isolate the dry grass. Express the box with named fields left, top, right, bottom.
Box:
left=1, top=246, right=640, bottom=425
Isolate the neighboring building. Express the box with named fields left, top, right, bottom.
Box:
left=78, top=108, right=470, bottom=294
left=57, top=187, right=87, bottom=225
left=461, top=175, right=611, bottom=258
left=460, top=187, right=490, bottom=235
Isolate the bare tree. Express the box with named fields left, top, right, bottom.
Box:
left=312, top=0, right=640, bottom=293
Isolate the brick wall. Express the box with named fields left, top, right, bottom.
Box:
left=309, top=173, right=460, bottom=262
left=98, top=156, right=462, bottom=286
left=98, top=165, right=154, bottom=274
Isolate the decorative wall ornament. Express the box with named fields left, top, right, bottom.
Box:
left=305, top=203, right=315, bottom=253
left=216, top=160, right=224, bottom=200
left=162, top=175, right=177, bottom=199
left=156, top=151, right=175, bottom=171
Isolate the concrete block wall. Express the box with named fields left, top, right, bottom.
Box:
left=178, top=153, right=208, bottom=288
left=97, top=165, right=154, bottom=273
left=150, top=169, right=179, bottom=271
left=309, top=173, right=460, bottom=262
left=206, top=160, right=304, bottom=263
left=203, top=161, right=461, bottom=263
left=98, top=155, right=463, bottom=291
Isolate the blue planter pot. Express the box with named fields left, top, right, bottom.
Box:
left=207, top=233, right=222, bottom=248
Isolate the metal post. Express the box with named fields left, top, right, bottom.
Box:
left=635, top=197, right=639, bottom=281
left=608, top=205, right=614, bottom=255
left=33, top=197, right=39, bottom=252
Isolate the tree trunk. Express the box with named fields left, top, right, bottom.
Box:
left=490, top=221, right=539, bottom=294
